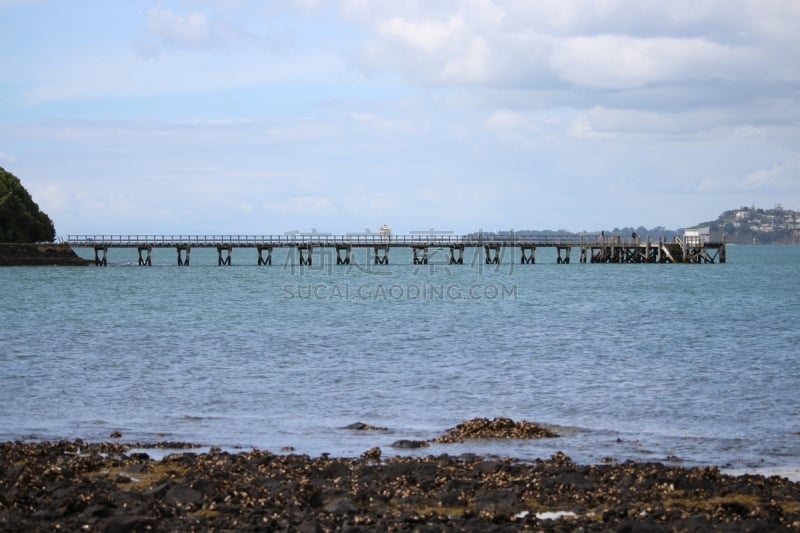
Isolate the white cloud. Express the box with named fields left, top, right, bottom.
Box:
left=569, top=107, right=733, bottom=139
left=144, top=6, right=212, bottom=49
left=485, top=110, right=535, bottom=133
left=440, top=34, right=491, bottom=83
left=549, top=35, right=746, bottom=89
left=568, top=116, right=615, bottom=140
left=742, top=166, right=779, bottom=188
left=28, top=182, right=69, bottom=211
left=740, top=161, right=799, bottom=191
left=376, top=16, right=463, bottom=53
left=350, top=112, right=411, bottom=132
left=341, top=0, right=800, bottom=113
left=0, top=150, right=16, bottom=165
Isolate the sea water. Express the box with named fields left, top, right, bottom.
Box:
left=1, top=245, right=798, bottom=474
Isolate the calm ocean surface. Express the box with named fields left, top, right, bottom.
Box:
left=2, top=245, right=798, bottom=473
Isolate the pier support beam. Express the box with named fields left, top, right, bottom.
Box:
left=519, top=245, right=535, bottom=264
left=449, top=244, right=464, bottom=265
left=177, top=245, right=190, bottom=266
left=257, top=246, right=273, bottom=266
left=556, top=246, right=571, bottom=264
left=590, top=246, right=611, bottom=263
left=137, top=246, right=152, bottom=266
left=579, top=247, right=587, bottom=263
left=335, top=244, right=351, bottom=265
left=411, top=245, right=428, bottom=265
left=373, top=245, right=389, bottom=265
left=298, top=245, right=312, bottom=266
left=93, top=245, right=108, bottom=266
left=659, top=243, right=677, bottom=263
left=484, top=244, right=501, bottom=264
left=643, top=240, right=658, bottom=263
left=217, top=245, right=232, bottom=266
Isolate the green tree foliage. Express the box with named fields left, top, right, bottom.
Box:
left=0, top=167, right=56, bottom=242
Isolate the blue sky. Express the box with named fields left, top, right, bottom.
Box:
left=1, top=0, right=798, bottom=236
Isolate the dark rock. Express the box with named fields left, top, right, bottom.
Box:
left=556, top=471, right=594, bottom=490
left=31, top=506, right=68, bottom=519
left=320, top=461, right=351, bottom=479
left=165, top=483, right=202, bottom=506
left=343, top=422, right=388, bottom=431
left=297, top=519, right=321, bottom=533
left=615, top=521, right=670, bottom=533
left=82, top=504, right=115, bottom=519
left=191, top=477, right=218, bottom=496
left=473, top=488, right=521, bottom=512
left=100, top=514, right=157, bottom=533
left=127, top=452, right=150, bottom=461
left=437, top=489, right=463, bottom=507
left=444, top=477, right=479, bottom=493
left=124, top=463, right=148, bottom=474
left=145, top=481, right=171, bottom=499
left=324, top=497, right=358, bottom=514
left=390, top=439, right=429, bottom=449
left=381, top=461, right=416, bottom=480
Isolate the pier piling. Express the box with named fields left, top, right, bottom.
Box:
left=412, top=245, right=428, bottom=265
left=449, top=245, right=464, bottom=265
left=298, top=245, right=312, bottom=266
left=484, top=244, right=501, bottom=265
left=519, top=245, right=536, bottom=264
left=93, top=245, right=108, bottom=266
left=335, top=244, right=351, bottom=265
left=257, top=246, right=273, bottom=266
left=137, top=246, right=152, bottom=266
left=217, top=245, right=232, bottom=266
left=177, top=245, right=190, bottom=266
left=373, top=245, right=389, bottom=265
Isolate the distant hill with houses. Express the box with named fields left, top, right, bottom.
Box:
left=467, top=205, right=799, bottom=245
left=695, top=205, right=800, bottom=244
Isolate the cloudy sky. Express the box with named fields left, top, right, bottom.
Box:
left=1, top=0, right=798, bottom=236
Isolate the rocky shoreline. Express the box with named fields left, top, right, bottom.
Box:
left=0, top=243, right=91, bottom=266
left=2, top=439, right=799, bottom=532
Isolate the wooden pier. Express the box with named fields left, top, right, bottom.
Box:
left=63, top=234, right=726, bottom=266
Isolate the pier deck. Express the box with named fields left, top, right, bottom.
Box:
left=63, top=234, right=726, bottom=266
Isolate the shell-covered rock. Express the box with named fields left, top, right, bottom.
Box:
left=2, top=439, right=799, bottom=531
left=434, top=417, right=559, bottom=443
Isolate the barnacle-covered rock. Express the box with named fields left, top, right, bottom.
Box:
left=434, top=417, right=559, bottom=443
left=1, top=440, right=799, bottom=531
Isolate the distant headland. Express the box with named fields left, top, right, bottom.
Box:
left=695, top=205, right=799, bottom=244
left=468, top=205, right=799, bottom=245
left=1, top=166, right=89, bottom=265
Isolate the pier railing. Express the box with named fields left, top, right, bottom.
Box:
left=64, top=234, right=636, bottom=247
